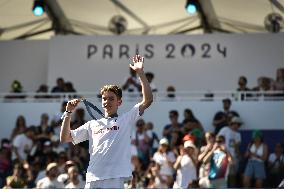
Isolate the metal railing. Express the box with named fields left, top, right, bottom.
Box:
left=0, top=90, right=284, bottom=103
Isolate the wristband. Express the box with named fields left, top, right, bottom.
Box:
left=65, top=110, right=72, bottom=113
left=61, top=111, right=72, bottom=120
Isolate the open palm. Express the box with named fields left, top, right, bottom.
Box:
left=130, top=55, right=144, bottom=73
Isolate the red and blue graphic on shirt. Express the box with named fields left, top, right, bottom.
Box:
left=208, top=150, right=229, bottom=180
left=93, top=125, right=120, bottom=135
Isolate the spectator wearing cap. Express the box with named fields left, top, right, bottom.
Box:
left=243, top=130, right=268, bottom=188
left=182, top=130, right=200, bottom=160
left=65, top=166, right=85, bottom=188
left=152, top=138, right=176, bottom=187
left=212, top=98, right=239, bottom=134
left=173, top=140, right=197, bottom=188
left=217, top=116, right=242, bottom=187
left=203, top=135, right=232, bottom=188
left=36, top=162, right=64, bottom=189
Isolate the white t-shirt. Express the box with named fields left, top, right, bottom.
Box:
left=173, top=155, right=197, bottom=188
left=12, top=133, right=33, bottom=160
left=131, top=144, right=138, bottom=157
left=70, top=104, right=140, bottom=182
left=57, top=173, right=84, bottom=184
left=218, top=126, right=241, bottom=158
left=269, top=153, right=284, bottom=164
left=36, top=177, right=64, bottom=189
left=65, top=180, right=85, bottom=189
left=123, top=76, right=141, bottom=93
left=250, top=144, right=264, bottom=162
left=268, top=153, right=284, bottom=170
left=153, top=151, right=176, bottom=176
left=154, top=175, right=168, bottom=188
left=35, top=170, right=45, bottom=184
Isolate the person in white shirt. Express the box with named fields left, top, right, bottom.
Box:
left=243, top=130, right=268, bottom=188
left=267, top=143, right=284, bottom=187
left=12, top=127, right=34, bottom=161
left=173, top=140, right=197, bottom=188
left=60, top=54, right=153, bottom=188
left=153, top=138, right=176, bottom=187
left=64, top=166, right=85, bottom=188
left=217, top=116, right=242, bottom=187
left=36, top=162, right=64, bottom=189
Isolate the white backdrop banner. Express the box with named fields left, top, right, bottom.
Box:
left=47, top=34, right=284, bottom=92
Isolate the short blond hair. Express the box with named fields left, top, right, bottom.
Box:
left=100, top=85, right=122, bottom=99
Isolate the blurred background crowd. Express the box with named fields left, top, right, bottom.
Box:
left=0, top=97, right=283, bottom=188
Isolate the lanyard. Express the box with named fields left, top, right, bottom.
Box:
left=81, top=99, right=105, bottom=120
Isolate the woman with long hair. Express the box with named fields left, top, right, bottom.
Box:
left=10, top=115, right=27, bottom=140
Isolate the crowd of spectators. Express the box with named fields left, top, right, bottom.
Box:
left=235, top=68, right=284, bottom=100
left=3, top=68, right=284, bottom=102
left=4, top=77, right=77, bottom=100
left=0, top=98, right=283, bottom=189
left=0, top=68, right=283, bottom=188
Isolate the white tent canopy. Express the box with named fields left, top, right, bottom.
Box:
left=0, top=0, right=284, bottom=40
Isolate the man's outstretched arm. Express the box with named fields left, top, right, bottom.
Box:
left=130, top=55, right=153, bottom=115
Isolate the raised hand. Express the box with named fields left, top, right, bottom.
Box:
left=130, top=54, right=144, bottom=74
left=66, top=99, right=81, bottom=112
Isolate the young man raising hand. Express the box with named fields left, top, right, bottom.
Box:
left=60, top=55, right=153, bottom=188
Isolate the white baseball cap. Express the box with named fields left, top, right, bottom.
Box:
left=46, top=162, right=58, bottom=172
left=231, top=116, right=243, bottom=124
left=184, top=141, right=196, bottom=149
left=159, top=138, right=169, bottom=145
